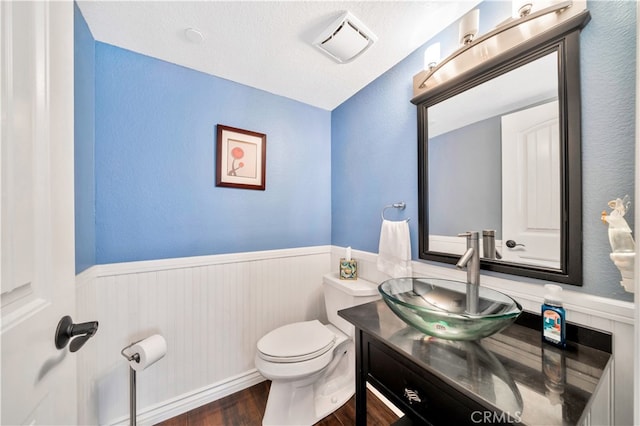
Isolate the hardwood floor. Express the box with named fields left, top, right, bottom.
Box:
left=157, top=380, right=399, bottom=425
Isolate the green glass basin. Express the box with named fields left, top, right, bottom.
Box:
left=379, top=277, right=522, bottom=341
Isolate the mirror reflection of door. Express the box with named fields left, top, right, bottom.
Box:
left=501, top=101, right=560, bottom=268
left=426, top=52, right=560, bottom=266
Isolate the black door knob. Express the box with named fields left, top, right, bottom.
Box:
left=55, top=315, right=99, bottom=352
left=506, top=240, right=526, bottom=249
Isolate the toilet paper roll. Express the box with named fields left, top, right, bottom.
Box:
left=129, top=334, right=167, bottom=372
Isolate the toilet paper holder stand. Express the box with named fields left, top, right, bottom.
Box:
left=121, top=341, right=142, bottom=364
left=121, top=335, right=167, bottom=426
left=120, top=340, right=144, bottom=426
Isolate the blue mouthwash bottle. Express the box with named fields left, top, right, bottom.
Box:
left=542, top=284, right=566, bottom=348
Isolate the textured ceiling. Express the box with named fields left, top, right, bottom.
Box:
left=76, top=1, right=480, bottom=110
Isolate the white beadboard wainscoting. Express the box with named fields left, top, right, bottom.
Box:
left=332, top=247, right=635, bottom=426
left=76, top=245, right=633, bottom=425
left=75, top=246, right=332, bottom=425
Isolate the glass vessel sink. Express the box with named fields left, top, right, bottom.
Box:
left=379, top=277, right=522, bottom=341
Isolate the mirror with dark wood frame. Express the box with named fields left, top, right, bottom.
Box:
left=412, top=11, right=590, bottom=285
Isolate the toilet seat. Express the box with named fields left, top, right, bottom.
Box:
left=257, top=320, right=336, bottom=363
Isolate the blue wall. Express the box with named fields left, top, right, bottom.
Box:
left=580, top=0, right=636, bottom=300
left=92, top=43, right=331, bottom=264
left=76, top=1, right=636, bottom=300
left=429, top=117, right=502, bottom=237
left=331, top=1, right=510, bottom=261
left=74, top=3, right=96, bottom=273
left=331, top=0, right=636, bottom=301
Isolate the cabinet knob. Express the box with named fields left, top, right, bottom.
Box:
left=404, top=388, right=422, bottom=404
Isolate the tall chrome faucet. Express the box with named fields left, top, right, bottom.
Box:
left=456, top=231, right=480, bottom=314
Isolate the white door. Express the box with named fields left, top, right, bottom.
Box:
left=1, top=2, right=77, bottom=424
left=501, top=101, right=561, bottom=269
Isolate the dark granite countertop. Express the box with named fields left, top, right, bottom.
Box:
left=339, top=300, right=612, bottom=426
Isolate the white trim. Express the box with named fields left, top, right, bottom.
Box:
left=338, top=246, right=635, bottom=326
left=428, top=234, right=504, bottom=258
left=75, top=265, right=95, bottom=290
left=108, top=370, right=265, bottom=426
left=428, top=234, right=467, bottom=255
left=91, top=245, right=332, bottom=277
left=0, top=297, right=49, bottom=334
left=76, top=247, right=332, bottom=425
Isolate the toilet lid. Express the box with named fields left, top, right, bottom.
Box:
left=257, top=320, right=336, bottom=363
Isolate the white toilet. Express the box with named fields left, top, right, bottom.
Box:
left=255, top=273, right=380, bottom=426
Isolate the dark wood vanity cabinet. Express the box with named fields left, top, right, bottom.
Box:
left=342, top=300, right=612, bottom=426
left=358, top=331, right=506, bottom=426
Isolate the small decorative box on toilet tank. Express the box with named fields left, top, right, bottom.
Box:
left=339, top=258, right=358, bottom=280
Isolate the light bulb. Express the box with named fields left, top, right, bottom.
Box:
left=459, top=9, right=480, bottom=45
left=424, top=43, right=441, bottom=71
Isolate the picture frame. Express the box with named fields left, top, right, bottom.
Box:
left=216, top=124, right=266, bottom=190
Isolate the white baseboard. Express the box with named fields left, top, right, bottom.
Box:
left=111, top=370, right=401, bottom=426
left=109, top=369, right=266, bottom=426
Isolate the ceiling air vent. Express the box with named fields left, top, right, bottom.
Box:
left=313, top=11, right=378, bottom=64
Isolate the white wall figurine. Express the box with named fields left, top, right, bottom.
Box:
left=601, top=195, right=635, bottom=292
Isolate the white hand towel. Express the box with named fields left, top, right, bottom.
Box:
left=377, top=219, right=412, bottom=278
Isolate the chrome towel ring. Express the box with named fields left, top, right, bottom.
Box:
left=381, top=202, right=410, bottom=222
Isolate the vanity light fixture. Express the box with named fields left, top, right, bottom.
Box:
left=312, top=11, right=377, bottom=64
left=413, top=0, right=577, bottom=99
left=424, top=43, right=441, bottom=71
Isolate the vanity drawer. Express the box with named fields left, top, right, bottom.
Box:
left=365, top=336, right=490, bottom=425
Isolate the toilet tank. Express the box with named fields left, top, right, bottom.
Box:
left=323, top=273, right=380, bottom=336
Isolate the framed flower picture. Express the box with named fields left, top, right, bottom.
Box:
left=216, top=124, right=266, bottom=190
